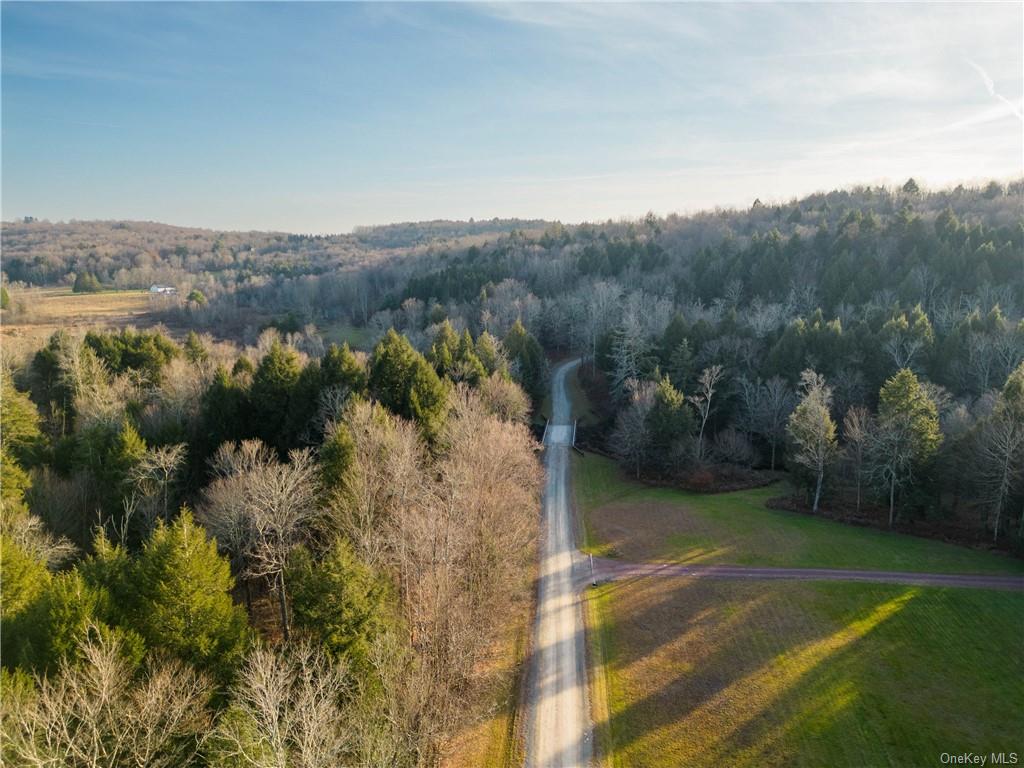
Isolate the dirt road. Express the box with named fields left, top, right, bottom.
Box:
left=525, top=358, right=592, bottom=768
left=586, top=557, right=1024, bottom=591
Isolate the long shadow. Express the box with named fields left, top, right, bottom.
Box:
left=586, top=576, right=923, bottom=766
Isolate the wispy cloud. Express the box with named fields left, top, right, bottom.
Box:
left=965, top=57, right=1024, bottom=121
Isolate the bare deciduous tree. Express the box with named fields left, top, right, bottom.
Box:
left=130, top=443, right=187, bottom=526
left=611, top=381, right=654, bottom=478
left=842, top=406, right=873, bottom=514
left=977, top=411, right=1024, bottom=542
left=688, top=365, right=724, bottom=462
left=3, top=629, right=212, bottom=768
left=210, top=643, right=350, bottom=768
left=200, top=440, right=320, bottom=640
left=787, top=370, right=837, bottom=514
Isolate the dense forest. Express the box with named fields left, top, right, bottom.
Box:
left=2, top=178, right=1023, bottom=765
left=1, top=316, right=547, bottom=764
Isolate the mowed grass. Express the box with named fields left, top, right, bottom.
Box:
left=573, top=453, right=1024, bottom=575
left=319, top=321, right=375, bottom=351
left=586, top=576, right=1024, bottom=768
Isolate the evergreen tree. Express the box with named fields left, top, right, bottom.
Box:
left=197, top=366, right=248, bottom=460
left=1, top=376, right=43, bottom=465
left=369, top=329, right=449, bottom=442
left=72, top=272, right=102, bottom=293
left=184, top=330, right=209, bottom=363
left=873, top=368, right=942, bottom=524
left=9, top=571, right=142, bottom=674
left=0, top=535, right=51, bottom=627
left=321, top=342, right=368, bottom=396
left=503, top=320, right=546, bottom=403
left=285, top=359, right=324, bottom=445
left=287, top=539, right=392, bottom=678
left=250, top=340, right=302, bottom=454
left=319, top=423, right=355, bottom=492
left=455, top=329, right=487, bottom=385
left=474, top=331, right=504, bottom=375
left=125, top=509, right=250, bottom=676
left=644, top=376, right=694, bottom=474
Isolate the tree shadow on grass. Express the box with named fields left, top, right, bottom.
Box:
left=587, top=576, right=924, bottom=768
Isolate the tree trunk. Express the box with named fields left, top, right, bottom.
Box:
left=994, top=451, right=1011, bottom=543
left=888, top=475, right=896, bottom=528
left=277, top=571, right=290, bottom=641
left=812, top=469, right=823, bottom=514
left=770, top=441, right=776, bottom=471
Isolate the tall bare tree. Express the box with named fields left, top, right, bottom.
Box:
left=787, top=370, right=837, bottom=514
left=688, top=365, right=724, bottom=462
left=200, top=440, right=320, bottom=640
left=842, top=406, right=873, bottom=514
left=210, top=643, right=351, bottom=768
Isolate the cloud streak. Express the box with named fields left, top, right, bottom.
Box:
left=966, top=57, right=1024, bottom=121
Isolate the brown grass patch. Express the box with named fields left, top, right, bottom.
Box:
left=588, top=498, right=732, bottom=564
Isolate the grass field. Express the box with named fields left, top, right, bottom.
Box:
left=586, top=577, right=1024, bottom=768
left=573, top=453, right=1024, bottom=575
left=577, top=452, right=1024, bottom=767
left=319, top=321, right=376, bottom=351
left=1, top=287, right=164, bottom=359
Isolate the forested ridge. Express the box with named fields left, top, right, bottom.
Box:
left=1, top=178, right=1022, bottom=765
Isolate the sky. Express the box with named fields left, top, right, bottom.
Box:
left=2, top=2, right=1022, bottom=234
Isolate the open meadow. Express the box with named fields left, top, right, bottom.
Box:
left=0, top=287, right=168, bottom=360
left=576, top=454, right=1024, bottom=767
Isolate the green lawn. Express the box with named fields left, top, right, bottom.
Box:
left=586, top=577, right=1024, bottom=768
left=573, top=453, right=1024, bottom=575
left=319, top=322, right=375, bottom=351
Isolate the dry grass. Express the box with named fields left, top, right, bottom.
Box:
left=442, top=590, right=533, bottom=768
left=586, top=576, right=1024, bottom=768
left=1, top=287, right=168, bottom=360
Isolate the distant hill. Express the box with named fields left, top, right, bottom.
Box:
left=352, top=218, right=551, bottom=248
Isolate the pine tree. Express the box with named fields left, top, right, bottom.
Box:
left=287, top=539, right=392, bottom=678
left=369, top=329, right=449, bottom=442
left=127, top=509, right=250, bottom=676
left=503, top=320, right=546, bottom=402
left=250, top=340, right=301, bottom=453
left=0, top=376, right=43, bottom=464
left=322, top=342, right=367, bottom=396
left=645, top=376, right=694, bottom=474
left=872, top=368, right=942, bottom=525
left=319, top=423, right=355, bottom=492
left=474, top=331, right=504, bottom=376
left=184, top=330, right=208, bottom=363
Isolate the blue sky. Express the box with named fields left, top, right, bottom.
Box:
left=2, top=2, right=1021, bottom=233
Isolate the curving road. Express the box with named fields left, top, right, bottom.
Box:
left=526, top=358, right=592, bottom=768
